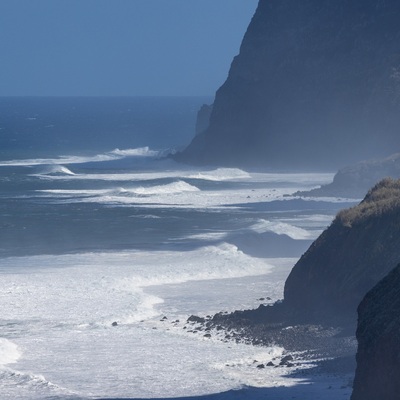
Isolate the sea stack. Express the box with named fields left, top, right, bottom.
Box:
left=175, top=0, right=400, bottom=169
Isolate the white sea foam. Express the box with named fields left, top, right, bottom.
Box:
left=0, top=146, right=159, bottom=167
left=0, top=238, right=348, bottom=398
left=0, top=367, right=80, bottom=399
left=0, top=246, right=291, bottom=398
left=132, top=180, right=200, bottom=195
left=0, top=338, right=21, bottom=366
left=0, top=244, right=273, bottom=325
left=250, top=219, right=315, bottom=240
left=33, top=167, right=251, bottom=183
left=110, top=147, right=159, bottom=157
left=37, top=165, right=76, bottom=176
left=35, top=184, right=288, bottom=209
left=38, top=180, right=200, bottom=200
left=186, top=168, right=251, bottom=181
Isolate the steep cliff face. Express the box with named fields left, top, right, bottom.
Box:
left=283, top=178, right=400, bottom=325
left=176, top=0, right=400, bottom=169
left=351, top=264, right=400, bottom=400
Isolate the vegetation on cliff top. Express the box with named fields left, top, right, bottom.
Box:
left=337, top=178, right=400, bottom=227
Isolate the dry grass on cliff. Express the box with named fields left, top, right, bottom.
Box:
left=337, top=178, right=400, bottom=227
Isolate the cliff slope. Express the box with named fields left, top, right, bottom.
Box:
left=284, top=178, right=400, bottom=325
left=176, top=0, right=400, bottom=169
left=351, top=263, right=400, bottom=400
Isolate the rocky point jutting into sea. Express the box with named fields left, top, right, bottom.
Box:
left=197, top=179, right=400, bottom=395
left=175, top=0, right=400, bottom=169
left=208, top=178, right=400, bottom=327
left=295, top=152, right=400, bottom=198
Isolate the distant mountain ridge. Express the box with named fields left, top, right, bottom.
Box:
left=175, top=0, right=400, bottom=168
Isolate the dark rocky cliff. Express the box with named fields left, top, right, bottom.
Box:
left=284, top=178, right=400, bottom=325
left=351, top=263, right=400, bottom=400
left=176, top=0, right=400, bottom=169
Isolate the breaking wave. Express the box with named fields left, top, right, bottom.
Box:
left=250, top=219, right=314, bottom=240
left=186, top=168, right=251, bottom=181
left=36, top=164, right=76, bottom=176
left=0, top=146, right=159, bottom=167
left=131, top=181, right=200, bottom=196
left=38, top=180, right=200, bottom=199
left=110, top=147, right=159, bottom=157
left=0, top=338, right=21, bottom=366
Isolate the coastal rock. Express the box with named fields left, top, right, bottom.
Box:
left=351, top=263, right=400, bottom=400
left=187, top=315, right=205, bottom=324
left=266, top=361, right=274, bottom=367
left=280, top=355, right=294, bottom=365
left=284, top=178, right=400, bottom=325
left=176, top=0, right=400, bottom=169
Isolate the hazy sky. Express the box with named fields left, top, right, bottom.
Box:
left=0, top=0, right=258, bottom=96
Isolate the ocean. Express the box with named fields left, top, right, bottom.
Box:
left=0, top=97, right=356, bottom=399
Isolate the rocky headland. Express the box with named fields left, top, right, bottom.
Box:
left=209, top=178, right=400, bottom=331
left=295, top=152, right=400, bottom=199
left=175, top=0, right=400, bottom=169
left=179, top=179, right=400, bottom=389
left=283, top=178, right=400, bottom=326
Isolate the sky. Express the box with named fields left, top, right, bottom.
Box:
left=0, top=0, right=258, bottom=97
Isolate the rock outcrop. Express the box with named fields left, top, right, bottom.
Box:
left=284, top=178, right=400, bottom=325
left=176, top=0, right=400, bottom=169
left=351, top=263, right=400, bottom=400
left=296, top=152, right=400, bottom=199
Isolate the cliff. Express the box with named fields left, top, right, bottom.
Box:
left=284, top=178, right=400, bottom=325
left=175, top=0, right=400, bottom=169
left=296, top=152, right=400, bottom=198
left=351, top=264, right=400, bottom=400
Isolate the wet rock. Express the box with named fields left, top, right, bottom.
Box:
left=187, top=315, right=205, bottom=324
left=280, top=355, right=294, bottom=365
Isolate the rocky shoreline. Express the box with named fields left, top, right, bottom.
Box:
left=154, top=303, right=357, bottom=383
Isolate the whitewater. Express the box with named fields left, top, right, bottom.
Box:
left=0, top=97, right=357, bottom=399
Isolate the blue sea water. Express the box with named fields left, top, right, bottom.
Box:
left=0, top=97, right=355, bottom=399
